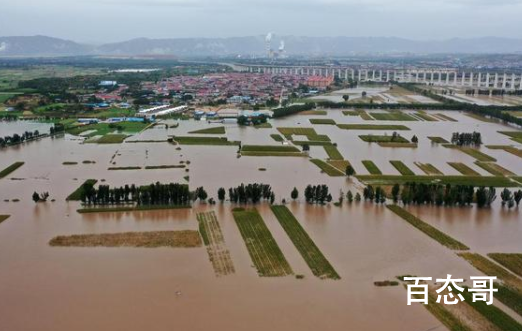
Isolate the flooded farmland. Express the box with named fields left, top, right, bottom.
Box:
left=1, top=109, right=521, bottom=331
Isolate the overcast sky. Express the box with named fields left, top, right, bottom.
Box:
left=1, top=0, right=522, bottom=43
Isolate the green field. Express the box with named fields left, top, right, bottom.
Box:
left=197, top=211, right=235, bottom=276
left=323, top=145, right=344, bottom=160
left=415, top=112, right=438, bottom=121
left=337, top=124, right=410, bottom=130
left=474, top=162, right=515, bottom=176
left=443, top=145, right=497, bottom=162
left=277, top=127, right=331, bottom=142
left=390, top=160, right=415, bottom=175
left=370, top=112, right=418, bottom=121
left=144, top=165, right=186, bottom=170
left=77, top=204, right=191, bottom=213
left=173, top=136, right=240, bottom=146
left=447, top=162, right=481, bottom=176
left=459, top=253, right=522, bottom=318
left=0, top=215, right=10, bottom=224
left=232, top=208, right=293, bottom=277
left=362, top=160, right=382, bottom=175
left=387, top=205, right=469, bottom=250
left=359, top=134, right=409, bottom=143
left=270, top=134, right=284, bottom=142
left=95, top=134, right=128, bottom=144
left=310, top=159, right=345, bottom=176
left=66, top=179, right=98, bottom=201
left=428, top=136, right=450, bottom=144
left=309, top=118, right=336, bottom=125
left=0, top=162, right=24, bottom=179
left=342, top=110, right=361, bottom=116
left=67, top=122, right=147, bottom=136
left=498, top=131, right=522, bottom=144
left=241, top=145, right=304, bottom=156
left=188, top=126, right=226, bottom=134
left=414, top=162, right=443, bottom=175
left=270, top=206, right=340, bottom=280
left=378, top=142, right=417, bottom=148
left=356, top=175, right=519, bottom=187
left=436, top=113, right=458, bottom=122
left=486, top=145, right=522, bottom=159
left=488, top=253, right=522, bottom=277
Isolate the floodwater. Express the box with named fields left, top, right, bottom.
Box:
left=0, top=110, right=521, bottom=331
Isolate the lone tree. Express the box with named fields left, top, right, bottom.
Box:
left=411, top=135, right=418, bottom=144
left=362, top=91, right=367, bottom=98
left=342, top=95, right=350, bottom=102
left=32, top=192, right=40, bottom=203
left=345, top=165, right=355, bottom=177
left=196, top=187, right=208, bottom=201
left=302, top=144, right=310, bottom=152
left=217, top=187, right=226, bottom=202
left=291, top=187, right=299, bottom=200
left=514, top=190, right=522, bottom=207
left=391, top=184, right=400, bottom=203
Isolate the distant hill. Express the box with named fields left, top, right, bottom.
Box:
left=1, top=35, right=522, bottom=57
left=0, top=35, right=92, bottom=56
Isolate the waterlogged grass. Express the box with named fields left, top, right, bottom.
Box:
left=0, top=215, right=10, bottom=224
left=387, top=205, right=469, bottom=250
left=342, top=110, right=361, bottom=116
left=270, top=205, right=340, bottom=280
left=371, top=111, right=418, bottom=121
left=337, top=124, right=410, bottom=130
left=309, top=118, right=336, bottom=125
left=359, top=134, right=409, bottom=143
left=241, top=145, right=305, bottom=157
left=323, top=145, right=344, bottom=160
left=232, top=208, right=293, bottom=277
left=415, top=111, right=438, bottom=121
left=300, top=110, right=327, bottom=115
left=378, top=142, right=417, bottom=148
left=77, top=204, right=191, bottom=213
left=95, top=134, right=128, bottom=144
left=49, top=231, right=202, bottom=248
left=474, top=162, right=515, bottom=176
left=390, top=160, right=415, bottom=175
left=428, top=136, right=450, bottom=144
left=276, top=127, right=331, bottom=142
left=0, top=162, right=24, bottom=179
left=197, top=211, right=235, bottom=276
left=447, top=162, right=481, bottom=176
left=328, top=160, right=351, bottom=172
left=357, top=175, right=518, bottom=187
left=443, top=145, right=497, bottom=162
left=436, top=113, right=458, bottom=122
left=108, top=166, right=142, bottom=170
left=173, top=136, right=240, bottom=146
left=292, top=140, right=332, bottom=146
left=414, top=162, right=444, bottom=175
left=362, top=160, right=382, bottom=175
left=144, top=165, right=186, bottom=170
left=310, top=159, right=345, bottom=176
left=66, top=179, right=98, bottom=201
left=419, top=291, right=473, bottom=331
left=498, top=131, right=522, bottom=144
left=270, top=134, right=284, bottom=142
left=487, top=253, right=522, bottom=279
left=188, top=126, right=226, bottom=134
left=486, top=145, right=522, bottom=159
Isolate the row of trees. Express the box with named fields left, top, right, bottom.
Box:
left=304, top=185, right=333, bottom=204
left=500, top=189, right=522, bottom=209
left=80, top=182, right=197, bottom=206
left=218, top=183, right=275, bottom=204
left=0, top=130, right=41, bottom=148
left=451, top=132, right=482, bottom=146
left=272, top=103, right=315, bottom=118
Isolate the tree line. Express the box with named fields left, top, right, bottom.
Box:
left=80, top=182, right=200, bottom=206
left=0, top=130, right=41, bottom=148
left=451, top=132, right=482, bottom=146
left=218, top=183, right=275, bottom=204
left=272, top=103, right=315, bottom=118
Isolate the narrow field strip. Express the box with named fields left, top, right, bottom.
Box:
left=0, top=215, right=10, bottom=224
left=448, top=162, right=481, bottom=176
left=443, top=145, right=497, bottom=162
left=336, top=124, right=410, bottom=130
left=271, top=206, right=340, bottom=280
left=387, top=205, right=469, bottom=250
left=323, top=145, right=343, bottom=160
left=414, top=162, right=443, bottom=175
left=486, top=145, right=522, bottom=159
left=356, top=175, right=519, bottom=187
left=232, top=208, right=293, bottom=277
left=458, top=253, right=522, bottom=318
left=362, top=160, right=382, bottom=175
left=310, top=159, right=345, bottom=176
left=390, top=160, right=415, bottom=175
left=197, top=211, right=235, bottom=276
left=0, top=161, right=24, bottom=179
left=488, top=253, right=522, bottom=278
left=66, top=179, right=98, bottom=201
left=428, top=136, right=450, bottom=144
left=49, top=230, right=202, bottom=248
left=328, top=160, right=351, bottom=172
left=474, top=162, right=515, bottom=176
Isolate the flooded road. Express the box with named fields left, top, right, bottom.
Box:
left=0, top=110, right=521, bottom=331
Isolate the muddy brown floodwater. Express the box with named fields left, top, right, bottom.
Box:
left=0, top=111, right=521, bottom=331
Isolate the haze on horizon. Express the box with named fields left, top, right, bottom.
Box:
left=1, top=0, right=522, bottom=43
